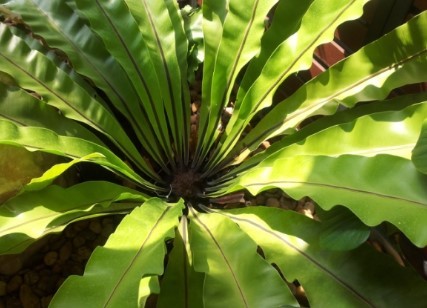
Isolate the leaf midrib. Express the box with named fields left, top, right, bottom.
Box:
left=238, top=48, right=427, bottom=158
left=29, top=1, right=167, bottom=166
left=103, top=206, right=171, bottom=307
left=198, top=0, right=261, bottom=164
left=140, top=0, right=183, bottom=145
left=212, top=0, right=359, bottom=167
left=227, top=214, right=375, bottom=307
left=244, top=180, right=427, bottom=208
left=190, top=207, right=249, bottom=308
left=94, top=0, right=173, bottom=163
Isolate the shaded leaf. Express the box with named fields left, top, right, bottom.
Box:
left=124, top=0, right=191, bottom=162
left=0, top=23, right=151, bottom=174
left=157, top=216, right=204, bottom=308
left=50, top=198, right=184, bottom=308
left=316, top=206, right=370, bottom=251
left=0, top=84, right=104, bottom=144
left=22, top=153, right=104, bottom=192
left=74, top=0, right=179, bottom=165
left=0, top=119, right=159, bottom=189
left=193, top=0, right=227, bottom=165
left=195, top=0, right=279, bottom=166
left=188, top=206, right=297, bottom=308
left=2, top=0, right=168, bottom=165
left=226, top=207, right=427, bottom=307
left=0, top=181, right=146, bottom=254
left=412, top=119, right=427, bottom=174
left=182, top=6, right=204, bottom=82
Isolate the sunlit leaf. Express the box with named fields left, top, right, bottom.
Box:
left=50, top=198, right=184, bottom=307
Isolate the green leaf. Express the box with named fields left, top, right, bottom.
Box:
left=157, top=216, right=204, bottom=308
left=139, top=276, right=160, bottom=307
left=211, top=93, right=427, bottom=184
left=0, top=84, right=103, bottom=144
left=236, top=0, right=314, bottom=95
left=412, top=119, right=427, bottom=174
left=226, top=207, right=427, bottom=307
left=22, top=153, right=104, bottom=192
left=233, top=10, right=427, bottom=162
left=193, top=0, right=227, bottom=166
left=124, top=0, right=191, bottom=162
left=50, top=198, right=184, bottom=308
left=182, top=6, right=204, bottom=82
left=220, top=154, right=427, bottom=247
left=263, top=100, right=427, bottom=162
left=195, top=0, right=279, bottom=166
left=2, top=0, right=136, bottom=115
left=74, top=0, right=180, bottom=165
left=0, top=119, right=159, bottom=189
left=188, top=206, right=297, bottom=308
left=316, top=206, right=371, bottom=251
left=0, top=23, right=153, bottom=175
left=210, top=0, right=369, bottom=169
left=0, top=181, right=146, bottom=254
left=2, top=0, right=167, bottom=165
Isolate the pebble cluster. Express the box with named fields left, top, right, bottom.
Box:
left=0, top=216, right=122, bottom=308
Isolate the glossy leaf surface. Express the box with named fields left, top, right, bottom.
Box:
left=226, top=207, right=427, bottom=307
left=0, top=181, right=146, bottom=254
left=0, top=23, right=150, bottom=173
left=188, top=207, right=297, bottom=308
left=232, top=11, right=427, bottom=163
left=0, top=119, right=157, bottom=188
left=220, top=154, right=427, bottom=247
left=212, top=0, right=369, bottom=167
left=51, top=198, right=184, bottom=307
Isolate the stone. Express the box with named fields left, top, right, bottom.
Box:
left=43, top=251, right=58, bottom=267
left=80, top=229, right=97, bottom=241
left=59, top=241, right=72, bottom=262
left=303, top=201, right=315, bottom=213
left=89, top=220, right=102, bottom=234
left=255, top=194, right=266, bottom=205
left=72, top=235, right=86, bottom=248
left=191, top=102, right=199, bottom=113
left=76, top=246, right=92, bottom=262
left=23, top=271, right=39, bottom=285
left=73, top=220, right=89, bottom=232
left=48, top=237, right=65, bottom=251
left=36, top=273, right=58, bottom=294
left=20, top=284, right=41, bottom=308
left=0, top=255, right=22, bottom=276
left=6, top=275, right=23, bottom=293
left=101, top=217, right=114, bottom=226
left=266, top=197, right=280, bottom=208
left=64, top=225, right=78, bottom=239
